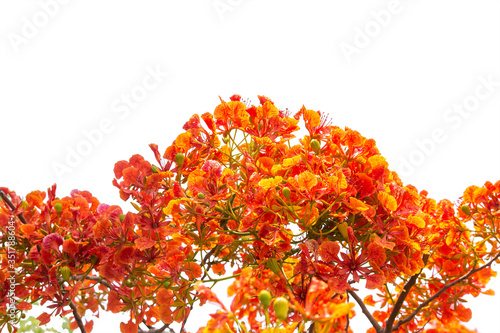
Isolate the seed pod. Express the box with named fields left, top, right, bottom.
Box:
left=282, top=187, right=291, bottom=200
left=54, top=202, right=63, bottom=214
left=273, top=297, right=289, bottom=321
left=197, top=192, right=206, bottom=200
left=175, top=153, right=185, bottom=167
left=461, top=205, right=471, bottom=216
left=258, top=290, right=272, bottom=308
left=61, top=266, right=71, bottom=282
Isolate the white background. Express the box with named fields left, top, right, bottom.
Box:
left=1, top=0, right=499, bottom=332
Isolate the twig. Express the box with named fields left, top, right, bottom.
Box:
left=0, top=190, right=27, bottom=224
left=385, top=254, right=430, bottom=332
left=393, top=252, right=500, bottom=331
left=345, top=293, right=350, bottom=333
left=347, top=290, right=383, bottom=333
left=69, top=301, right=86, bottom=333
left=414, top=318, right=431, bottom=333
left=180, top=305, right=193, bottom=333
left=142, top=318, right=154, bottom=329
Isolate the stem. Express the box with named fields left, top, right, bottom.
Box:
left=69, top=301, right=86, bottom=333
left=393, top=251, right=500, bottom=331
left=385, top=254, right=430, bottom=332
left=0, top=190, right=27, bottom=224
left=233, top=314, right=249, bottom=333
left=347, top=290, right=383, bottom=333
left=274, top=319, right=282, bottom=333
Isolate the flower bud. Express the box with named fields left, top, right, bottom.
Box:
left=151, top=165, right=159, bottom=173
left=461, top=205, right=471, bottom=216
left=338, top=222, right=348, bottom=240
left=282, top=187, right=291, bottom=200
left=197, top=192, right=206, bottom=200
left=61, top=266, right=71, bottom=282
left=90, top=255, right=99, bottom=265
left=267, top=258, right=281, bottom=275
left=119, top=214, right=125, bottom=222
left=309, top=139, right=321, bottom=153
left=54, top=202, right=63, bottom=214
left=258, top=290, right=272, bottom=308
left=175, top=153, right=185, bottom=167
left=123, top=278, right=134, bottom=288
left=20, top=201, right=29, bottom=210
left=273, top=297, right=289, bottom=321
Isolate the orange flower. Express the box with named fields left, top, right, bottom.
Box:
left=297, top=171, right=317, bottom=192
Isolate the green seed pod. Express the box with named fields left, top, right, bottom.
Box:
left=461, top=205, right=471, bottom=216
left=119, top=214, right=125, bottom=222
left=61, top=266, right=71, bottom=282
left=273, top=297, right=289, bottom=321
left=175, top=153, right=185, bottom=167
left=309, top=139, right=321, bottom=153
left=151, top=165, right=159, bottom=173
left=54, top=202, right=63, bottom=214
left=258, top=290, right=272, bottom=308
left=282, top=187, right=291, bottom=200
left=197, top=192, right=206, bottom=200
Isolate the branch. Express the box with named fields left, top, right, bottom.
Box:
left=69, top=301, right=86, bottom=333
left=0, top=190, right=27, bottom=224
left=393, top=251, right=500, bottom=331
left=385, top=254, right=430, bottom=332
left=76, top=275, right=113, bottom=289
left=138, top=323, right=171, bottom=333
left=347, top=290, right=383, bottom=333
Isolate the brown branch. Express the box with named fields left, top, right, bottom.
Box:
left=76, top=275, right=113, bottom=289
left=138, top=323, right=171, bottom=333
left=0, top=190, right=27, bottom=224
left=69, top=301, right=86, bottom=333
left=385, top=254, right=430, bottom=332
left=393, top=251, right=500, bottom=331
left=347, top=290, right=383, bottom=333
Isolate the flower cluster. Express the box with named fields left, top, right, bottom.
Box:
left=0, top=95, right=498, bottom=333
